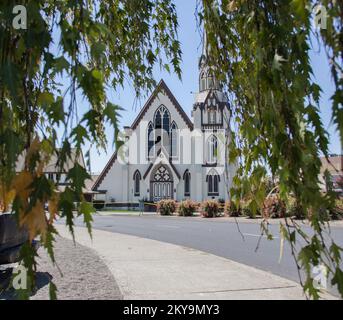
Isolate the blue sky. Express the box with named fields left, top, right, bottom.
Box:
left=87, top=0, right=340, bottom=173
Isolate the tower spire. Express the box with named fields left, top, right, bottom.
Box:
left=202, top=29, right=207, bottom=59
left=199, top=29, right=208, bottom=69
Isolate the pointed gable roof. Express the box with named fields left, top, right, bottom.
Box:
left=131, top=79, right=193, bottom=131
left=143, top=148, right=181, bottom=180
left=92, top=80, right=192, bottom=192
left=92, top=151, right=117, bottom=191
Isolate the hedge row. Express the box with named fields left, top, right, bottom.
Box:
left=156, top=197, right=343, bottom=220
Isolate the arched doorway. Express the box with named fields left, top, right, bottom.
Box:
left=150, top=165, right=174, bottom=202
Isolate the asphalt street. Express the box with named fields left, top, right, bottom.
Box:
left=59, top=215, right=343, bottom=295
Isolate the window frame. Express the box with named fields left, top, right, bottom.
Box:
left=171, top=122, right=178, bottom=158
left=133, top=170, right=141, bottom=197
left=207, top=135, right=218, bottom=164
left=207, top=170, right=220, bottom=196
left=183, top=170, right=191, bottom=197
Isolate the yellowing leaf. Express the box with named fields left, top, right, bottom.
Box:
left=227, top=0, right=245, bottom=12
left=3, top=189, right=16, bottom=211
left=227, top=1, right=238, bottom=12
left=20, top=200, right=47, bottom=242
left=12, top=171, right=33, bottom=201
left=0, top=182, right=16, bottom=212
left=11, top=171, right=47, bottom=241
left=48, top=193, right=60, bottom=224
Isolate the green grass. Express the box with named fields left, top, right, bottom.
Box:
left=99, top=209, right=140, bottom=214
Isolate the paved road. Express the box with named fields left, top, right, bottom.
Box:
left=60, top=215, right=343, bottom=295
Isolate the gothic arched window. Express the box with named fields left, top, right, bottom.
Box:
left=200, top=72, right=207, bottom=91
left=133, top=170, right=141, bottom=196
left=171, top=122, right=178, bottom=158
left=153, top=165, right=172, bottom=182
left=183, top=170, right=191, bottom=196
left=154, top=106, right=171, bottom=149
left=147, top=122, right=154, bottom=158
left=154, top=106, right=170, bottom=132
left=207, top=135, right=218, bottom=164
left=207, top=169, right=219, bottom=196
left=163, top=110, right=170, bottom=134
left=207, top=71, right=214, bottom=89
left=155, top=110, right=162, bottom=129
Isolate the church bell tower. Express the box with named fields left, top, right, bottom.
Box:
left=192, top=32, right=229, bottom=132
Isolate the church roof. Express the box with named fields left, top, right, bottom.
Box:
left=193, top=89, right=228, bottom=112
left=92, top=151, right=117, bottom=191
left=92, top=80, right=191, bottom=191
left=131, top=79, right=193, bottom=131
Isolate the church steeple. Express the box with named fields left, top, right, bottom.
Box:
left=192, top=29, right=229, bottom=130
left=198, top=30, right=218, bottom=92
left=199, top=30, right=208, bottom=69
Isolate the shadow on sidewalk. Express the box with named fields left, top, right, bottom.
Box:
left=0, top=267, right=52, bottom=300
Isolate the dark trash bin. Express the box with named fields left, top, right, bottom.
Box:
left=0, top=214, right=39, bottom=265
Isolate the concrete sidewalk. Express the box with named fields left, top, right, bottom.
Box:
left=55, top=225, right=334, bottom=300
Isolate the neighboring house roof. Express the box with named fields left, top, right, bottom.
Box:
left=320, top=155, right=343, bottom=175
left=16, top=148, right=86, bottom=173
left=131, top=79, right=194, bottom=131
left=85, top=174, right=99, bottom=191
left=16, top=148, right=96, bottom=194
left=55, top=174, right=99, bottom=194
left=56, top=185, right=98, bottom=194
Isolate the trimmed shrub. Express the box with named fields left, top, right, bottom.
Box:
left=157, top=199, right=177, bottom=216
left=286, top=197, right=306, bottom=220
left=329, top=199, right=343, bottom=220
left=224, top=200, right=241, bottom=217
left=201, top=200, right=220, bottom=218
left=263, top=194, right=286, bottom=219
left=242, top=205, right=255, bottom=219
left=218, top=198, right=225, bottom=214
left=239, top=199, right=260, bottom=219
left=178, top=200, right=198, bottom=217
left=336, top=198, right=343, bottom=209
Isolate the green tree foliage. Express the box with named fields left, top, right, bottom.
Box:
left=0, top=0, right=342, bottom=300
left=199, top=0, right=342, bottom=298
left=0, top=0, right=181, bottom=299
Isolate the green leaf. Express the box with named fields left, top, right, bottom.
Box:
left=71, top=125, right=89, bottom=148
left=79, top=201, right=95, bottom=238
left=38, top=92, right=54, bottom=107
left=54, top=56, right=70, bottom=74
left=1, top=61, right=19, bottom=100
left=91, top=42, right=106, bottom=59
left=66, top=163, right=91, bottom=195
left=49, top=281, right=58, bottom=300
left=331, top=268, right=343, bottom=297
left=59, top=187, right=76, bottom=240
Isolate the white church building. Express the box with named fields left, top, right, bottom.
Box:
left=92, top=43, right=236, bottom=204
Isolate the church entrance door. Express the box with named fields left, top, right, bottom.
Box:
left=150, top=165, right=174, bottom=202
